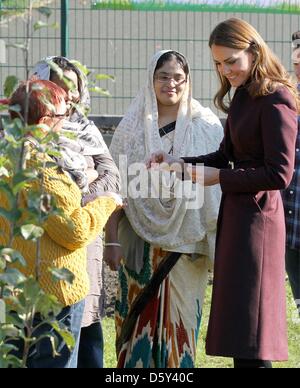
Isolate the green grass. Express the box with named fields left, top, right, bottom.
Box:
left=103, top=282, right=300, bottom=368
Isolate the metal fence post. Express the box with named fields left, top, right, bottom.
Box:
left=61, top=0, right=69, bottom=57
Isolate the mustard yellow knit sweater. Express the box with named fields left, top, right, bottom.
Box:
left=0, top=154, right=117, bottom=306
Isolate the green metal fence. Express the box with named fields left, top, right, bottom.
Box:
left=1, top=0, right=300, bottom=117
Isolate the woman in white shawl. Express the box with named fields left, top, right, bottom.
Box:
left=106, top=50, right=223, bottom=368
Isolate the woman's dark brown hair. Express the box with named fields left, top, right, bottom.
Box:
left=209, top=18, right=300, bottom=113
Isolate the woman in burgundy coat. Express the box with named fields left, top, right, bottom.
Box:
left=147, top=18, right=299, bottom=368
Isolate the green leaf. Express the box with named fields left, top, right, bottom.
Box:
left=0, top=167, right=9, bottom=177
left=0, top=353, right=22, bottom=369
left=39, top=94, right=56, bottom=114
left=0, top=257, right=6, bottom=271
left=20, top=224, right=44, bottom=242
left=45, top=150, right=61, bottom=159
left=51, top=322, right=75, bottom=350
left=50, top=22, right=59, bottom=30
left=26, top=197, right=42, bottom=214
left=3, top=76, right=19, bottom=98
left=0, top=269, right=26, bottom=287
left=95, top=74, right=115, bottom=82
left=0, top=208, right=21, bottom=223
left=37, top=7, right=52, bottom=18
left=6, top=43, right=26, bottom=51
left=0, top=9, right=23, bottom=19
left=12, top=170, right=37, bottom=195
left=33, top=21, right=59, bottom=31
left=0, top=248, right=26, bottom=267
left=35, top=293, right=62, bottom=317
left=43, top=161, right=58, bottom=169
left=7, top=104, right=21, bottom=113
left=61, top=76, right=76, bottom=93
left=0, top=104, right=9, bottom=112
left=22, top=277, right=43, bottom=304
left=49, top=268, right=75, bottom=285
left=47, top=60, right=64, bottom=79
left=5, top=311, right=25, bottom=329
left=89, top=87, right=111, bottom=97
left=70, top=60, right=90, bottom=77
left=0, top=180, right=15, bottom=200
left=0, top=324, right=22, bottom=339
left=48, top=334, right=60, bottom=357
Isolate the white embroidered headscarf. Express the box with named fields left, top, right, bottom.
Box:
left=110, top=50, right=223, bottom=253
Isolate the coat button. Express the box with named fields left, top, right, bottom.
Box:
left=290, top=191, right=294, bottom=195
left=289, top=210, right=293, bottom=214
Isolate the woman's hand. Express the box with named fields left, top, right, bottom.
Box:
left=146, top=151, right=184, bottom=172
left=204, top=167, right=220, bottom=186
left=103, top=245, right=123, bottom=271
left=87, top=168, right=99, bottom=184
left=102, top=192, right=124, bottom=209
left=187, top=166, right=220, bottom=186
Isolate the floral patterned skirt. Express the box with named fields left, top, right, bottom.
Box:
left=115, top=243, right=209, bottom=368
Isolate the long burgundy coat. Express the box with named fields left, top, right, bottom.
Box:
left=184, top=86, right=297, bottom=360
